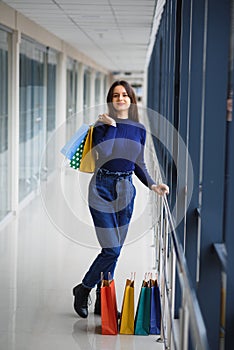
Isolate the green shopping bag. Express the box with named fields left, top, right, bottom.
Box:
left=134, top=279, right=151, bottom=335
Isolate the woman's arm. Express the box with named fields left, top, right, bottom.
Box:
left=93, top=117, right=117, bottom=158
left=134, top=127, right=169, bottom=196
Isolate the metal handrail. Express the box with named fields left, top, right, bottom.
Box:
left=158, top=196, right=210, bottom=350
left=145, top=128, right=209, bottom=349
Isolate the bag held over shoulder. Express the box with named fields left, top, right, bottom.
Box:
left=60, top=123, right=95, bottom=173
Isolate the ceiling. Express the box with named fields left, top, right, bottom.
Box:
left=3, top=0, right=159, bottom=79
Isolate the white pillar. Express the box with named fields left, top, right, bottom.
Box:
left=9, top=30, right=20, bottom=214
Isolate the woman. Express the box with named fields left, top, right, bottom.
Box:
left=73, top=80, right=169, bottom=318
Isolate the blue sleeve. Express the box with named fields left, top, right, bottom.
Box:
left=92, top=122, right=117, bottom=158
left=134, top=128, right=156, bottom=189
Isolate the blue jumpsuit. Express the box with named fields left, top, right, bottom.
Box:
left=82, top=117, right=155, bottom=288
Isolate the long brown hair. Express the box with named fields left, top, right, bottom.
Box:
left=106, top=80, right=139, bottom=122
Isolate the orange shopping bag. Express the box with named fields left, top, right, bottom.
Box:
left=101, top=273, right=118, bottom=335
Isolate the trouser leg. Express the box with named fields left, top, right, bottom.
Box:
left=82, top=246, right=122, bottom=288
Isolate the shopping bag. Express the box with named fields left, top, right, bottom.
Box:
left=60, top=123, right=89, bottom=160
left=119, top=274, right=135, bottom=334
left=79, top=125, right=95, bottom=173
left=101, top=275, right=118, bottom=335
left=149, top=279, right=161, bottom=335
left=134, top=278, right=151, bottom=335
left=61, top=123, right=96, bottom=173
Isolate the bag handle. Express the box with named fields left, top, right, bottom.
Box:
left=101, top=271, right=113, bottom=287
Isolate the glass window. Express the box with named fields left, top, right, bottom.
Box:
left=19, top=37, right=46, bottom=201
left=46, top=48, right=58, bottom=175
left=66, top=57, right=78, bottom=120
left=47, top=49, right=57, bottom=134
left=0, top=28, right=11, bottom=220
left=66, top=57, right=79, bottom=140
left=104, top=75, right=108, bottom=100
left=83, top=68, right=91, bottom=109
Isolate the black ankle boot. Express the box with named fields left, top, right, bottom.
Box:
left=73, top=284, right=91, bottom=318
left=94, top=289, right=101, bottom=315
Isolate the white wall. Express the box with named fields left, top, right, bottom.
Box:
left=0, top=1, right=112, bottom=223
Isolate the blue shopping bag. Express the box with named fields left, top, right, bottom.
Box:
left=149, top=280, right=161, bottom=335
left=60, top=123, right=89, bottom=160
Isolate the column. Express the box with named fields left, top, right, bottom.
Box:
left=9, top=30, right=20, bottom=214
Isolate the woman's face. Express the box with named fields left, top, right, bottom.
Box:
left=112, top=85, right=131, bottom=113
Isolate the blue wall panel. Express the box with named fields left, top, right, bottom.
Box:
left=147, top=0, right=232, bottom=348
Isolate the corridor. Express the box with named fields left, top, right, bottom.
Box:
left=0, top=170, right=163, bottom=350
left=0, top=0, right=233, bottom=349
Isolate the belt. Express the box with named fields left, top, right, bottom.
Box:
left=97, top=167, right=133, bottom=177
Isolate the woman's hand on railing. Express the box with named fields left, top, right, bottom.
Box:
left=151, top=183, right=169, bottom=196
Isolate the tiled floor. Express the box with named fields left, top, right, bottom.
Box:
left=0, top=172, right=163, bottom=350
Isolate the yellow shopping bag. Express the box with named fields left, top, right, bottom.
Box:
left=119, top=274, right=135, bottom=334
left=79, top=125, right=96, bottom=173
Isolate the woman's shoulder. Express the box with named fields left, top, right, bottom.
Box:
left=126, top=120, right=146, bottom=142
left=123, top=118, right=146, bottom=130
left=130, top=120, right=146, bottom=134
left=137, top=121, right=146, bottom=130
